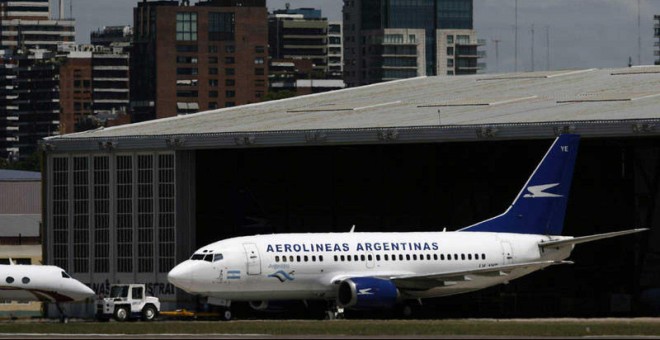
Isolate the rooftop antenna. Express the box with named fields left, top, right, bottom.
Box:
left=514, top=0, right=518, bottom=72
left=637, top=0, right=641, bottom=65
left=545, top=26, right=550, bottom=71
left=531, top=24, right=535, bottom=72
left=492, top=38, right=501, bottom=73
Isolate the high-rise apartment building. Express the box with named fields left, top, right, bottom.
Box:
left=91, top=26, right=133, bottom=47
left=343, top=0, right=479, bottom=86
left=655, top=15, right=659, bottom=66
left=0, top=0, right=75, bottom=52
left=0, top=0, right=75, bottom=160
left=327, top=21, right=343, bottom=78
left=59, top=45, right=131, bottom=134
left=131, top=0, right=268, bottom=122
left=268, top=12, right=328, bottom=77
left=13, top=50, right=61, bottom=158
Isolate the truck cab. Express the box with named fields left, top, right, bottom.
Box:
left=96, top=284, right=160, bottom=321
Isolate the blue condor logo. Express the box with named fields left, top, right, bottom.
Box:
left=265, top=241, right=439, bottom=253
left=268, top=270, right=295, bottom=282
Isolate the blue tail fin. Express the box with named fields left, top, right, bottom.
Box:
left=459, top=134, right=580, bottom=235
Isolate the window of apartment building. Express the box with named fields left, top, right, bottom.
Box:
left=254, top=57, right=264, bottom=65
left=456, top=35, right=470, bottom=44
left=254, top=79, right=264, bottom=87
left=225, top=57, right=235, bottom=64
left=255, top=68, right=264, bottom=76
left=177, top=90, right=198, bottom=97
left=177, top=56, right=198, bottom=64
left=209, top=90, right=218, bottom=98
left=226, top=79, right=235, bottom=87
left=226, top=90, right=235, bottom=98
left=209, top=67, right=218, bottom=75
left=447, top=59, right=454, bottom=67
left=447, top=47, right=454, bottom=56
left=409, top=35, right=416, bottom=43
left=177, top=68, right=198, bottom=75
left=208, top=45, right=218, bottom=53
left=255, top=45, right=265, bottom=54
left=176, top=44, right=198, bottom=53
left=209, top=56, right=218, bottom=64
left=225, top=44, right=235, bottom=53
left=176, top=12, right=198, bottom=41
left=255, top=91, right=263, bottom=98
left=383, top=34, right=403, bottom=44
left=209, top=12, right=235, bottom=41
left=209, top=79, right=219, bottom=87
left=226, top=102, right=235, bottom=107
left=329, top=36, right=341, bottom=44
left=209, top=102, right=218, bottom=110
left=226, top=68, right=235, bottom=76
left=447, top=35, right=454, bottom=45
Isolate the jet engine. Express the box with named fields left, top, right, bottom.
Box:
left=248, top=300, right=270, bottom=311
left=337, top=277, right=399, bottom=309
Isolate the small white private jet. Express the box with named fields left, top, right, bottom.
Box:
left=0, top=261, right=95, bottom=322
left=168, top=134, right=647, bottom=320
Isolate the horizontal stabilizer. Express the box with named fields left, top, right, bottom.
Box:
left=538, top=228, right=648, bottom=249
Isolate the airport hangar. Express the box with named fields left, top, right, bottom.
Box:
left=41, top=66, right=660, bottom=318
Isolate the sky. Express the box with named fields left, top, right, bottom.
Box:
left=54, top=0, right=660, bottom=73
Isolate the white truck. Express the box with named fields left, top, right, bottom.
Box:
left=96, top=284, right=160, bottom=322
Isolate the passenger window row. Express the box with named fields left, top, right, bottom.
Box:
left=5, top=276, right=30, bottom=284
left=272, top=253, right=487, bottom=264
left=333, top=253, right=487, bottom=262
left=274, top=255, right=324, bottom=263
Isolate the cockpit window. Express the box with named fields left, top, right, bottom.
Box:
left=213, top=253, right=223, bottom=262
left=61, top=271, right=71, bottom=279
left=203, top=254, right=213, bottom=262
left=191, top=254, right=204, bottom=260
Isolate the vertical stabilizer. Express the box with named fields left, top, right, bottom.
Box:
left=459, top=134, right=580, bottom=235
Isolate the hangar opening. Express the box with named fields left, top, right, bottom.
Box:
left=194, top=136, right=659, bottom=317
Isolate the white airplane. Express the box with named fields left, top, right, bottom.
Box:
left=0, top=261, right=96, bottom=321
left=168, top=134, right=647, bottom=320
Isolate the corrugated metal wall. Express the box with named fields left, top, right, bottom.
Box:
left=0, top=181, right=41, bottom=214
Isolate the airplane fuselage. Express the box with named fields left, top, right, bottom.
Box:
left=0, top=264, right=95, bottom=303
left=169, top=231, right=573, bottom=302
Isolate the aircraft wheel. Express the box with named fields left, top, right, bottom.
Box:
left=401, top=305, right=413, bottom=318
left=141, top=305, right=157, bottom=321
left=114, top=306, right=129, bottom=322
left=221, top=309, right=232, bottom=321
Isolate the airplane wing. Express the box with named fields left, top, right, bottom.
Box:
left=388, top=260, right=572, bottom=291
left=538, top=228, right=648, bottom=249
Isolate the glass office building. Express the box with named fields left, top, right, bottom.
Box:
left=344, top=0, right=475, bottom=86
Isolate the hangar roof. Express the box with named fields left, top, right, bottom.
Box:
left=44, top=66, right=660, bottom=152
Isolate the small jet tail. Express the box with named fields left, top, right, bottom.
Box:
left=459, top=134, right=580, bottom=235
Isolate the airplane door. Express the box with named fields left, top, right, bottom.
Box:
left=243, top=243, right=261, bottom=275
left=366, top=252, right=375, bottom=269
left=500, top=241, right=514, bottom=265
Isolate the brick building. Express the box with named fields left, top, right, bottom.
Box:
left=131, top=0, right=269, bottom=122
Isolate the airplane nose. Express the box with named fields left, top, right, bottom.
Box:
left=168, top=262, right=195, bottom=292
left=67, top=282, right=96, bottom=302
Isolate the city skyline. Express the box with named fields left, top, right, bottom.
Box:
left=56, top=0, right=660, bottom=73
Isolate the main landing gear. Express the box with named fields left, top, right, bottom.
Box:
left=54, top=303, right=69, bottom=323
left=324, top=302, right=345, bottom=320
